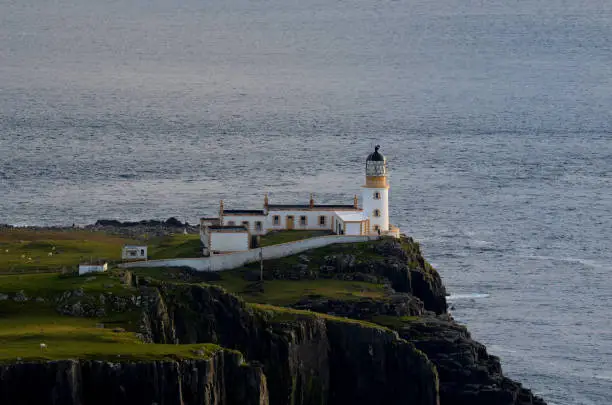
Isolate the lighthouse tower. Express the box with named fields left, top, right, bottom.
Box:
left=362, top=145, right=390, bottom=233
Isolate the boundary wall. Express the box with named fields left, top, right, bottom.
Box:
left=120, top=235, right=379, bottom=272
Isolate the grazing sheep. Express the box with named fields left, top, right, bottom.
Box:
left=40, top=343, right=47, bottom=351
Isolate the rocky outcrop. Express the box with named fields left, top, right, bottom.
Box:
left=259, top=236, right=448, bottom=315
left=290, top=292, right=424, bottom=318
left=138, top=286, right=177, bottom=344
left=0, top=350, right=267, bottom=405
left=326, top=320, right=438, bottom=405
left=373, top=237, right=447, bottom=314
left=55, top=288, right=137, bottom=318
left=386, top=316, right=546, bottom=405
left=87, top=218, right=199, bottom=238
left=140, top=283, right=440, bottom=405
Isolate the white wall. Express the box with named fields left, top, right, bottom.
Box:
left=223, top=210, right=363, bottom=234
left=345, top=222, right=362, bottom=236
left=121, top=235, right=380, bottom=272
left=79, top=263, right=108, bottom=275
left=362, top=187, right=389, bottom=232
left=265, top=210, right=348, bottom=232
left=210, top=232, right=249, bottom=252
left=222, top=215, right=267, bottom=235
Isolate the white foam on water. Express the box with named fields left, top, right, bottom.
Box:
left=447, top=293, right=490, bottom=301
left=526, top=255, right=609, bottom=271
left=469, top=239, right=494, bottom=247
left=593, top=373, right=612, bottom=382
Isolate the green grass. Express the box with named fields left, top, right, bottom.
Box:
left=148, top=234, right=202, bottom=260
left=0, top=229, right=203, bottom=274
left=0, top=314, right=221, bottom=362
left=369, top=315, right=421, bottom=329
left=0, top=271, right=133, bottom=300
left=0, top=229, right=138, bottom=273
left=0, top=268, right=222, bottom=362
left=129, top=267, right=189, bottom=282
left=207, top=268, right=387, bottom=306
left=259, top=230, right=333, bottom=247
left=252, top=303, right=390, bottom=331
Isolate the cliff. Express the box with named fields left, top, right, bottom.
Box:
left=0, top=235, right=546, bottom=405
left=139, top=283, right=439, bottom=405
left=0, top=350, right=267, bottom=405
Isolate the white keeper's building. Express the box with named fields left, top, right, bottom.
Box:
left=200, top=146, right=400, bottom=254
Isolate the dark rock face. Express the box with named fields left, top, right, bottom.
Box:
left=88, top=218, right=199, bottom=238
left=0, top=351, right=267, bottom=405
left=391, top=316, right=546, bottom=405
left=373, top=237, right=448, bottom=314
left=93, top=217, right=187, bottom=228
left=326, top=321, right=439, bottom=405
left=319, top=237, right=448, bottom=314
left=290, top=293, right=424, bottom=318
left=139, top=286, right=177, bottom=344
left=141, top=283, right=440, bottom=405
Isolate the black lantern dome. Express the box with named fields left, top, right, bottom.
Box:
left=366, top=145, right=385, bottom=162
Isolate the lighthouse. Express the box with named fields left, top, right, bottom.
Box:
left=362, top=145, right=390, bottom=233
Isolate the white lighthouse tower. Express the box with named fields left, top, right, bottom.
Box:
left=362, top=145, right=390, bottom=233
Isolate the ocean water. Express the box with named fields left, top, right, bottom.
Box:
left=1, top=0, right=612, bottom=403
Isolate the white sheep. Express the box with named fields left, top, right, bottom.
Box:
left=40, top=343, right=47, bottom=351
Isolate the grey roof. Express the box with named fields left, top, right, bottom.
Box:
left=208, top=225, right=248, bottom=231
left=223, top=210, right=265, bottom=215
left=268, top=204, right=357, bottom=210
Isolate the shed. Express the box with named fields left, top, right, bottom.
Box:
left=122, top=245, right=148, bottom=260
left=334, top=211, right=368, bottom=235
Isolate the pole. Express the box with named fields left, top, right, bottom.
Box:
left=259, top=247, right=264, bottom=283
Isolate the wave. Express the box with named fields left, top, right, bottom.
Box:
left=447, top=293, right=490, bottom=301
left=526, top=255, right=609, bottom=270
left=593, top=373, right=612, bottom=382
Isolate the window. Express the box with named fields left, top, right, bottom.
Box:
left=373, top=225, right=380, bottom=231
left=242, top=221, right=249, bottom=229
left=255, top=221, right=262, bottom=231
left=140, top=249, right=145, bottom=256
left=319, top=216, right=326, bottom=226
left=373, top=209, right=381, bottom=217
left=300, top=216, right=307, bottom=226
left=227, top=221, right=235, bottom=225
left=374, top=191, right=381, bottom=200
left=273, top=215, right=280, bottom=226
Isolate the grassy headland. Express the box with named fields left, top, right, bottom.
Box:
left=0, top=228, right=201, bottom=274
left=0, top=228, right=436, bottom=364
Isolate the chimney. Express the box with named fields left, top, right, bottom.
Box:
left=310, top=193, right=315, bottom=208
left=264, top=193, right=269, bottom=209
left=354, top=195, right=359, bottom=209
left=219, top=200, right=224, bottom=222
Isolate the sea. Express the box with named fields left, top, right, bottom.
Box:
left=1, top=0, right=611, bottom=403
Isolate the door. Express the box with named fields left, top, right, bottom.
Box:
left=286, top=216, right=294, bottom=230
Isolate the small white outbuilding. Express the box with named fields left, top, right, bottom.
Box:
left=122, top=245, right=148, bottom=260
left=78, top=262, right=108, bottom=275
